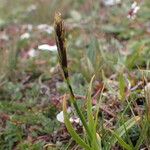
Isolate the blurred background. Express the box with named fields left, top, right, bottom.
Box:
left=0, top=0, right=149, bottom=78
left=0, top=0, right=150, bottom=149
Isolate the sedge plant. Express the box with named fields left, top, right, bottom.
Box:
left=54, top=12, right=141, bottom=150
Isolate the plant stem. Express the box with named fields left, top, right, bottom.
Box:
left=65, top=78, right=92, bottom=139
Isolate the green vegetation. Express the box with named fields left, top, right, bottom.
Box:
left=0, top=0, right=150, bottom=149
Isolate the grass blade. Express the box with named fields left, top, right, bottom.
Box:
left=63, top=95, right=91, bottom=150
left=87, top=75, right=95, bottom=131
left=110, top=130, right=133, bottom=150
left=86, top=75, right=99, bottom=150
left=106, top=116, right=140, bottom=150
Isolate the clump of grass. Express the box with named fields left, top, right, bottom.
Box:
left=54, top=12, right=92, bottom=141
left=54, top=12, right=141, bottom=150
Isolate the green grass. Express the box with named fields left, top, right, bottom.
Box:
left=0, top=0, right=150, bottom=149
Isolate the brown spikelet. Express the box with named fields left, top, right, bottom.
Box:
left=54, top=13, right=93, bottom=138
left=54, top=12, right=68, bottom=79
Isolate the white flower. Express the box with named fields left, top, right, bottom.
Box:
left=103, top=0, right=121, bottom=6
left=69, top=116, right=81, bottom=125
left=37, top=24, right=54, bottom=34
left=131, top=2, right=140, bottom=14
left=56, top=107, right=81, bottom=125
left=56, top=111, right=64, bottom=123
left=27, top=4, right=37, bottom=12
left=131, top=2, right=138, bottom=9
left=56, top=111, right=81, bottom=125
left=127, top=1, right=140, bottom=20
left=38, top=44, right=57, bottom=52
left=27, top=24, right=33, bottom=32
left=20, top=32, right=30, bottom=40
left=27, top=48, right=38, bottom=58
left=56, top=107, right=72, bottom=123
left=133, top=5, right=140, bottom=14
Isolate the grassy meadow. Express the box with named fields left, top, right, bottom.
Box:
left=0, top=0, right=150, bottom=149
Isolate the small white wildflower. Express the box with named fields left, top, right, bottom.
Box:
left=145, top=83, right=150, bottom=118
left=131, top=2, right=138, bottom=9
left=69, top=116, right=81, bottom=124
left=27, top=4, right=37, bottom=12
left=20, top=32, right=30, bottom=40
left=56, top=111, right=64, bottom=123
left=27, top=48, right=38, bottom=58
left=133, top=5, right=140, bottom=14
left=37, top=24, right=54, bottom=34
left=38, top=44, right=57, bottom=52
left=27, top=24, right=33, bottom=32
left=127, top=1, right=140, bottom=20
left=103, top=0, right=121, bottom=6
left=56, top=107, right=72, bottom=123
left=57, top=107, right=81, bottom=124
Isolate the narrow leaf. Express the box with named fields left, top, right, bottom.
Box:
left=110, top=130, right=133, bottom=150
left=63, top=95, right=91, bottom=150
left=106, top=116, right=140, bottom=150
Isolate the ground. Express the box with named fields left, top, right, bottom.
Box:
left=0, top=0, right=150, bottom=150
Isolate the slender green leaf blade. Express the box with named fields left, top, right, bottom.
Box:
left=63, top=95, right=91, bottom=150
left=110, top=130, right=133, bottom=150
left=106, top=116, right=140, bottom=150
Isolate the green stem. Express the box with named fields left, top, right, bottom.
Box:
left=65, top=78, right=92, bottom=139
